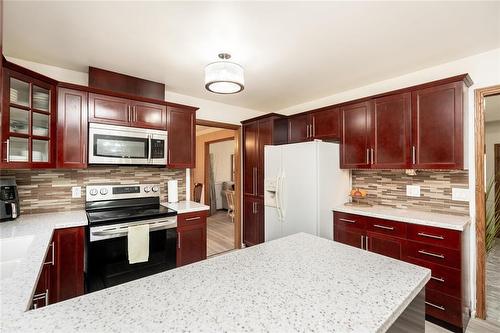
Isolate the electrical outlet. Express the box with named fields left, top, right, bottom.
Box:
left=452, top=188, right=469, bottom=202
left=71, top=186, right=82, bottom=199
left=406, top=185, right=421, bottom=197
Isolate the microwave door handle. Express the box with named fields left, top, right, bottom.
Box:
left=148, top=134, right=152, bottom=164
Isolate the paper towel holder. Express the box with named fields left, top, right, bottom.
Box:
left=167, top=180, right=179, bottom=203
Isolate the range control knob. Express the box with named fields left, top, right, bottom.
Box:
left=152, top=186, right=159, bottom=193
left=89, top=189, right=98, bottom=196
left=144, top=186, right=151, bottom=193
left=99, top=188, right=108, bottom=195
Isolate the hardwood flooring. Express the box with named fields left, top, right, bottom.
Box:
left=207, top=210, right=234, bottom=257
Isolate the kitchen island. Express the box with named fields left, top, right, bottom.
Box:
left=2, top=233, right=429, bottom=332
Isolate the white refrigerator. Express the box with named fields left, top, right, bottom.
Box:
left=264, top=141, right=350, bottom=241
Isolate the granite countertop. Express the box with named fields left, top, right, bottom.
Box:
left=162, top=200, right=209, bottom=214
left=0, top=210, right=88, bottom=319
left=333, top=204, right=470, bottom=231
left=2, top=233, right=429, bottom=333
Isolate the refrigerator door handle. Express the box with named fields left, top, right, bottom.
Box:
left=275, top=175, right=283, bottom=221
left=279, top=172, right=286, bottom=220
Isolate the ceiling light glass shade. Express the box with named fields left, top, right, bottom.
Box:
left=205, top=61, right=244, bottom=94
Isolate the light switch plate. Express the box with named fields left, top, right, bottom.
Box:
left=452, top=188, right=470, bottom=202
left=71, top=186, right=82, bottom=199
left=406, top=185, right=421, bottom=197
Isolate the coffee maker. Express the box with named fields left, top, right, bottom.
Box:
left=0, top=178, right=20, bottom=221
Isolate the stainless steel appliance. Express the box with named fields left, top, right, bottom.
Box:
left=0, top=178, right=20, bottom=221
left=85, top=183, right=177, bottom=292
left=88, top=123, right=167, bottom=165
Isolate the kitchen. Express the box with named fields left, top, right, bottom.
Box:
left=1, top=2, right=500, bottom=333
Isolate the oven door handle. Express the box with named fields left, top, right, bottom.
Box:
left=92, top=220, right=176, bottom=236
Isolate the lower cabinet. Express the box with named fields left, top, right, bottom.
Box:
left=243, top=196, right=263, bottom=247
left=31, top=227, right=84, bottom=309
left=176, top=210, right=207, bottom=267
left=333, top=211, right=468, bottom=332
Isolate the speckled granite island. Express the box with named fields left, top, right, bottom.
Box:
left=2, top=233, right=430, bottom=333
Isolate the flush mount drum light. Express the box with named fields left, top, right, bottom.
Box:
left=205, top=53, right=244, bottom=94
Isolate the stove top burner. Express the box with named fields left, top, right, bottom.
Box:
left=87, top=205, right=177, bottom=225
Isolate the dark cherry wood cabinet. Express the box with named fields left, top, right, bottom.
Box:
left=340, top=101, right=372, bottom=169
left=241, top=114, right=284, bottom=246
left=371, top=93, right=411, bottom=169
left=288, top=114, right=310, bottom=143
left=412, top=81, right=465, bottom=169
left=311, top=107, right=340, bottom=140
left=131, top=100, right=167, bottom=130
left=88, top=93, right=130, bottom=126
left=56, top=87, right=88, bottom=168
left=167, top=106, right=196, bottom=168
left=31, top=226, right=84, bottom=309
left=176, top=211, right=207, bottom=267
left=333, top=211, right=469, bottom=331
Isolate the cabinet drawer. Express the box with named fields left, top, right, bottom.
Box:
left=334, top=226, right=365, bottom=249
left=407, top=224, right=460, bottom=250
left=406, top=257, right=461, bottom=298
left=425, top=288, right=463, bottom=327
left=405, top=240, right=461, bottom=269
left=177, top=211, right=207, bottom=228
left=333, top=212, right=366, bottom=230
left=366, top=217, right=406, bottom=238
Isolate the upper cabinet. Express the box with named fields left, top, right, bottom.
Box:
left=1, top=68, right=57, bottom=168
left=288, top=114, right=310, bottom=143
left=340, top=76, right=470, bottom=169
left=167, top=106, right=196, bottom=168
left=412, top=82, right=464, bottom=169
left=287, top=107, right=340, bottom=144
left=88, top=93, right=167, bottom=130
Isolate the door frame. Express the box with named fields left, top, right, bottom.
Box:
left=204, top=137, right=236, bottom=207
left=195, top=119, right=242, bottom=250
left=474, top=85, right=500, bottom=319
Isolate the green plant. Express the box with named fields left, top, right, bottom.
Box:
left=485, top=175, right=500, bottom=253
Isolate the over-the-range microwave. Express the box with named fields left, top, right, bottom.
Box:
left=88, top=123, right=167, bottom=165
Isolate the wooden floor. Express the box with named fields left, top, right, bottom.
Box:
left=207, top=210, right=234, bottom=257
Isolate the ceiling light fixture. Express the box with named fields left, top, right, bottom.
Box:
left=205, top=53, right=244, bottom=94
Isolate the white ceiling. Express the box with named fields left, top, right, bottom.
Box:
left=4, top=1, right=500, bottom=112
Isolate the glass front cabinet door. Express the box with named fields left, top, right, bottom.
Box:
left=2, top=69, right=56, bottom=168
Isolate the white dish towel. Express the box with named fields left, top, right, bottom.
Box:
left=127, top=224, right=149, bottom=264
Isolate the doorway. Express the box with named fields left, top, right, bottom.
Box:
left=191, top=120, right=241, bottom=257
left=475, top=86, right=500, bottom=325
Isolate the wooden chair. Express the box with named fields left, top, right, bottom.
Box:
left=225, top=190, right=235, bottom=223
left=193, top=183, right=203, bottom=203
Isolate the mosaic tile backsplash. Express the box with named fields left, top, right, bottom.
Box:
left=0, top=167, right=186, bottom=215
left=351, top=170, right=469, bottom=216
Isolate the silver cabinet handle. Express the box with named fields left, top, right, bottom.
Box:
left=412, top=146, right=416, bottom=164
left=255, top=202, right=258, bottom=214
left=339, top=218, right=356, bottom=224
left=177, top=232, right=181, bottom=249
left=365, top=236, right=369, bottom=251
left=373, top=224, right=394, bottom=231
left=371, top=148, right=374, bottom=164
left=417, top=232, right=444, bottom=240
left=360, top=235, right=364, bottom=249
left=418, top=249, right=445, bottom=259
left=312, top=121, right=315, bottom=137
left=425, top=301, right=445, bottom=311
left=44, top=241, right=55, bottom=266
left=306, top=124, right=310, bottom=138
left=431, top=276, right=445, bottom=283
left=366, top=149, right=369, bottom=164
left=45, top=289, right=49, bottom=306
left=168, top=148, right=171, bottom=164
left=185, top=216, right=200, bottom=222
left=5, top=139, right=10, bottom=162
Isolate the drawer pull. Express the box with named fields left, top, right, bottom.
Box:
left=425, top=301, right=445, bottom=311
left=431, top=276, right=445, bottom=283
left=418, top=250, right=445, bottom=259
left=185, top=217, right=201, bottom=222
left=373, top=224, right=394, bottom=231
left=339, top=218, right=356, bottom=224
left=417, top=232, right=444, bottom=240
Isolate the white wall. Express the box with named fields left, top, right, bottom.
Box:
left=6, top=57, right=265, bottom=125
left=277, top=47, right=500, bottom=315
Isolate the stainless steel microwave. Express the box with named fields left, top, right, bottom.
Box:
left=88, top=123, right=167, bottom=165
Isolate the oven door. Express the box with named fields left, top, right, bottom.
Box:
left=86, top=217, right=177, bottom=292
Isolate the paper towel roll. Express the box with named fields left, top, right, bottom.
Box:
left=167, top=180, right=178, bottom=203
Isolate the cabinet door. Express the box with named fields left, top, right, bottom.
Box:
left=167, top=106, right=195, bottom=168
left=412, top=82, right=464, bottom=169
left=311, top=108, right=340, bottom=140
left=131, top=101, right=167, bottom=130
left=257, top=119, right=273, bottom=196
left=243, top=196, right=263, bottom=246
left=50, top=227, right=84, bottom=303
left=366, top=231, right=403, bottom=260
left=334, top=226, right=365, bottom=249
left=32, top=263, right=50, bottom=309
left=57, top=88, right=88, bottom=168
left=177, top=223, right=207, bottom=267
left=243, top=122, right=258, bottom=196
left=340, top=101, right=372, bottom=169
left=88, top=93, right=130, bottom=126
left=288, top=114, right=310, bottom=143
left=372, top=93, right=411, bottom=169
